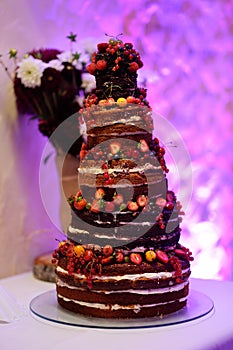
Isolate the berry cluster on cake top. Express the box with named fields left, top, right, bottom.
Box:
left=83, top=36, right=150, bottom=107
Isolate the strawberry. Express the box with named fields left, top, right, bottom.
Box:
left=110, top=141, right=121, bottom=155
left=75, top=190, right=82, bottom=197
left=129, top=62, right=139, bottom=72
left=156, top=250, right=169, bottom=264
left=103, top=245, right=113, bottom=256
left=127, top=201, right=139, bottom=211
left=101, top=256, right=113, bottom=264
left=95, top=188, right=105, bottom=199
left=90, top=199, right=101, bottom=213
left=86, top=63, right=96, bottom=75
left=113, top=193, right=124, bottom=205
left=74, top=198, right=87, bottom=210
left=96, top=59, right=107, bottom=70
left=115, top=251, right=124, bottom=263
left=97, top=43, right=109, bottom=52
left=136, top=195, right=148, bottom=207
left=139, top=139, right=149, bottom=153
left=105, top=201, right=115, bottom=212
left=130, top=253, right=142, bottom=265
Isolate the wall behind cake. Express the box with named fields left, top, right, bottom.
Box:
left=0, top=0, right=232, bottom=279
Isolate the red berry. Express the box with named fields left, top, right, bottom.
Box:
left=129, top=62, right=139, bottom=72
left=86, top=63, right=96, bottom=75
left=96, top=59, right=107, bottom=70
left=166, top=191, right=175, bottom=202
left=130, top=253, right=142, bottom=265
left=97, top=43, right=109, bottom=52
left=156, top=250, right=169, bottom=264
left=83, top=249, right=94, bottom=262
left=103, top=245, right=113, bottom=256
left=166, top=202, right=174, bottom=210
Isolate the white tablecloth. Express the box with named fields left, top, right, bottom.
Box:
left=0, top=272, right=233, bottom=350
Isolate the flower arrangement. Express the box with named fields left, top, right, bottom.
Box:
left=0, top=33, right=96, bottom=156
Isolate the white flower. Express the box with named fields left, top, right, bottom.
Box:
left=57, top=50, right=90, bottom=70
left=16, top=56, right=45, bottom=88
left=57, top=51, right=73, bottom=64
left=81, top=73, right=96, bottom=93
left=79, top=52, right=90, bottom=65
left=47, top=59, right=64, bottom=71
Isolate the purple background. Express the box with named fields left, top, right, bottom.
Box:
left=0, top=0, right=232, bottom=279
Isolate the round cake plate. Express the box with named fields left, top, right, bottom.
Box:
left=29, top=289, right=214, bottom=329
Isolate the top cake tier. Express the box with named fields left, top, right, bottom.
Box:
left=86, top=38, right=147, bottom=103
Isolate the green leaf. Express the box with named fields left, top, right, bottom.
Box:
left=67, top=32, right=77, bottom=42
left=73, top=51, right=80, bottom=60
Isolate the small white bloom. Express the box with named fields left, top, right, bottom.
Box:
left=79, top=52, right=90, bottom=65
left=81, top=73, right=96, bottom=93
left=57, top=51, right=73, bottom=63
left=47, top=59, right=64, bottom=71
left=73, top=59, right=83, bottom=70
left=16, top=56, right=45, bottom=88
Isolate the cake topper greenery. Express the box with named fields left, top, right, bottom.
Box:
left=0, top=32, right=95, bottom=156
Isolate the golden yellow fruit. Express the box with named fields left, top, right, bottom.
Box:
left=58, top=241, right=66, bottom=248
left=73, top=245, right=85, bottom=257
left=145, top=250, right=156, bottom=262
left=117, top=97, right=127, bottom=106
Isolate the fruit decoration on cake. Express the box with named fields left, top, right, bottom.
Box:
left=52, top=35, right=194, bottom=319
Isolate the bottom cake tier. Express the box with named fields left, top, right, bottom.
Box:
left=53, top=241, right=193, bottom=319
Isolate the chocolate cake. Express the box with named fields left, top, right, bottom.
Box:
left=53, top=37, right=193, bottom=319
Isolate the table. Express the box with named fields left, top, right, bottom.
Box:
left=0, top=272, right=233, bottom=350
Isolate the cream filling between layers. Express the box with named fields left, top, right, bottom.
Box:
left=57, top=278, right=188, bottom=294
left=57, top=294, right=188, bottom=313
left=78, top=163, right=162, bottom=175
left=57, top=266, right=190, bottom=281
